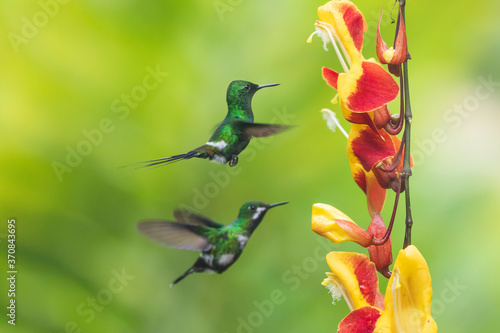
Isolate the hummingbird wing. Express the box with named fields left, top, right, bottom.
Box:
left=173, top=209, right=225, bottom=229
left=137, top=221, right=213, bottom=251
left=235, top=121, right=293, bottom=138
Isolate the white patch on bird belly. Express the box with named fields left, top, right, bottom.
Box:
left=206, top=140, right=228, bottom=151
left=206, top=141, right=228, bottom=164
left=200, top=253, right=214, bottom=266
left=252, top=207, right=267, bottom=220
left=237, top=235, right=248, bottom=248
left=218, top=254, right=235, bottom=266
left=211, top=154, right=227, bottom=164
left=204, top=269, right=216, bottom=274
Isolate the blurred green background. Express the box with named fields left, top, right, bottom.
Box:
left=1, top=0, right=500, bottom=332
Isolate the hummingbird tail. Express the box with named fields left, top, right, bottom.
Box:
left=170, top=268, right=195, bottom=287
left=123, top=151, right=199, bottom=171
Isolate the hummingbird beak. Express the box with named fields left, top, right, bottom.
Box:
left=257, top=83, right=279, bottom=90
left=267, top=201, right=288, bottom=209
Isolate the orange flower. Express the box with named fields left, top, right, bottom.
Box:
left=347, top=125, right=403, bottom=215
left=310, top=0, right=399, bottom=131
left=312, top=203, right=392, bottom=276
left=322, top=246, right=437, bottom=333
left=322, top=67, right=393, bottom=134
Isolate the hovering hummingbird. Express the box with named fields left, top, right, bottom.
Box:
left=130, top=80, right=291, bottom=169
left=137, top=201, right=288, bottom=286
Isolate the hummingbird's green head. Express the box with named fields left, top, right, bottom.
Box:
left=236, top=201, right=288, bottom=230
left=226, top=80, right=279, bottom=107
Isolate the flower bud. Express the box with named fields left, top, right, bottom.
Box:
left=312, top=204, right=373, bottom=247
left=376, top=8, right=407, bottom=66
left=367, top=214, right=393, bottom=278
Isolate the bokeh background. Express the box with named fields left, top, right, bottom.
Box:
left=1, top=0, right=500, bottom=332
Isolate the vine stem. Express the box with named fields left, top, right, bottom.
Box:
left=372, top=176, right=402, bottom=246
left=400, top=0, right=413, bottom=249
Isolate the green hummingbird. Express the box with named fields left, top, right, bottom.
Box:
left=137, top=201, right=288, bottom=286
left=131, top=80, right=291, bottom=169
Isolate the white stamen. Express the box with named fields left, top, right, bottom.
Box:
left=308, top=24, right=351, bottom=67
left=325, top=282, right=343, bottom=304
left=312, top=21, right=350, bottom=73
left=327, top=24, right=352, bottom=67
left=321, top=109, right=349, bottom=139
left=308, top=28, right=330, bottom=52
left=322, top=273, right=355, bottom=311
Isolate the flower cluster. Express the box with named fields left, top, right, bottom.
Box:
left=309, top=0, right=410, bottom=217
left=308, top=0, right=437, bottom=331
left=322, top=245, right=436, bottom=332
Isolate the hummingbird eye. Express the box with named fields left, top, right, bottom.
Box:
left=243, top=84, right=250, bottom=91
left=249, top=205, right=256, bottom=211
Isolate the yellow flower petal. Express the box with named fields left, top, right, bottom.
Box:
left=323, top=252, right=385, bottom=311
left=375, top=245, right=438, bottom=333
left=312, top=203, right=373, bottom=246
left=318, top=0, right=367, bottom=62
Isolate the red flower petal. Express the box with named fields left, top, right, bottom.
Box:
left=372, top=135, right=413, bottom=193
left=365, top=171, right=386, bottom=217
left=372, top=105, right=392, bottom=129
left=353, top=257, right=380, bottom=306
left=326, top=252, right=382, bottom=308
left=341, top=101, right=379, bottom=134
left=338, top=1, right=366, bottom=52
left=376, top=10, right=389, bottom=65
left=352, top=166, right=367, bottom=193
left=322, top=67, right=339, bottom=90
left=344, top=61, right=399, bottom=112
left=338, top=306, right=381, bottom=333
left=350, top=126, right=396, bottom=172
left=348, top=140, right=387, bottom=216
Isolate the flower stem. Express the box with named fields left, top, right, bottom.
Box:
left=372, top=177, right=401, bottom=246
left=399, top=0, right=413, bottom=249
left=402, top=62, right=412, bottom=248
